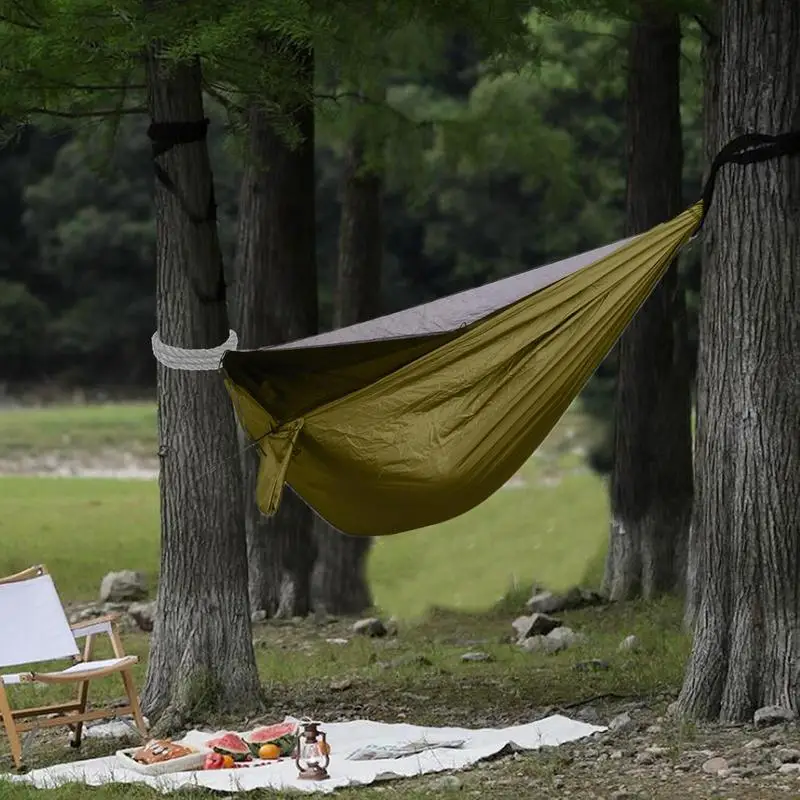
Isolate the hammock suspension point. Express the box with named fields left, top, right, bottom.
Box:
left=151, top=329, right=239, bottom=371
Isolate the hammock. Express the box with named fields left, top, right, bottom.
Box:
left=222, top=203, right=702, bottom=536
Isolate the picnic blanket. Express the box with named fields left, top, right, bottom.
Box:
left=6, top=714, right=605, bottom=793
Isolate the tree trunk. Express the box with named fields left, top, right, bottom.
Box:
left=684, top=12, right=721, bottom=630
left=678, top=0, right=800, bottom=722
left=233, top=49, right=318, bottom=619
left=140, top=52, right=263, bottom=728
left=602, top=9, right=693, bottom=601
left=312, top=135, right=382, bottom=615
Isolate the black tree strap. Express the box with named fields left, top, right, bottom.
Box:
left=147, top=118, right=226, bottom=304
left=700, top=130, right=800, bottom=226
left=147, top=119, right=217, bottom=225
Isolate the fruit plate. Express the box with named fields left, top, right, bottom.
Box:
left=115, top=744, right=211, bottom=776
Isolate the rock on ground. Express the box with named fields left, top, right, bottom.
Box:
left=99, top=570, right=147, bottom=603
left=513, top=613, right=562, bottom=639
left=754, top=705, right=797, bottom=728
left=127, top=600, right=155, bottom=632
left=353, top=617, right=388, bottom=637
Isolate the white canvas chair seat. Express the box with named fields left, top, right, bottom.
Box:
left=0, top=565, right=147, bottom=770
left=1, top=656, right=138, bottom=686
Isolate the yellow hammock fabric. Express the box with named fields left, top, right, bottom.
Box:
left=223, top=203, right=702, bottom=536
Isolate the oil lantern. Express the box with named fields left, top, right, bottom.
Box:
left=294, top=720, right=330, bottom=780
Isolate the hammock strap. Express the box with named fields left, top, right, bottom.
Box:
left=147, top=119, right=216, bottom=225
left=147, top=118, right=227, bottom=306
left=700, top=130, right=800, bottom=226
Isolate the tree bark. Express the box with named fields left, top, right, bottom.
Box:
left=312, top=134, right=382, bottom=615
left=684, top=11, right=721, bottom=630
left=602, top=9, right=693, bottom=601
left=140, top=51, right=263, bottom=728
left=232, top=49, right=318, bottom=619
left=678, top=0, right=800, bottom=722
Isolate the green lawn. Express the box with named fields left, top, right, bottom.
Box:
left=1, top=401, right=651, bottom=799
left=0, top=402, right=609, bottom=616
left=0, top=403, right=158, bottom=460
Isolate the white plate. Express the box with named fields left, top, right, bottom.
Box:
left=115, top=744, right=211, bottom=776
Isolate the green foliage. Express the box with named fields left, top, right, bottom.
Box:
left=0, top=280, right=49, bottom=376
left=0, top=3, right=707, bottom=478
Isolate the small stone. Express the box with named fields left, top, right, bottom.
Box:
left=512, top=613, right=562, bottom=639
left=385, top=616, right=399, bottom=637
left=576, top=706, right=600, bottom=723
left=609, top=712, right=633, bottom=732
left=544, top=626, right=585, bottom=653
left=646, top=725, right=662, bottom=734
left=330, top=678, right=352, bottom=692
left=525, top=591, right=564, bottom=614
left=99, top=570, right=147, bottom=603
left=716, top=768, right=733, bottom=779
left=743, top=738, right=766, bottom=750
left=702, top=756, right=730, bottom=775
left=618, top=635, right=640, bottom=652
left=461, top=651, right=493, bottom=663
left=353, top=617, right=387, bottom=638
left=645, top=746, right=668, bottom=756
left=127, top=600, right=155, bottom=633
left=636, top=751, right=656, bottom=765
left=754, top=705, right=797, bottom=728
left=665, top=701, right=680, bottom=718
left=778, top=748, right=800, bottom=764
left=325, top=638, right=349, bottom=645
left=610, top=749, right=624, bottom=760
left=518, top=636, right=547, bottom=653
left=250, top=609, right=267, bottom=624
left=778, top=763, right=800, bottom=774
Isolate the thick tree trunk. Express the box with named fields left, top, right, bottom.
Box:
left=140, top=52, right=263, bottom=728
left=684, top=13, right=720, bottom=630
left=678, top=0, right=800, bottom=722
left=602, top=10, right=693, bottom=601
left=312, top=135, right=382, bottom=615
left=233, top=50, right=318, bottom=619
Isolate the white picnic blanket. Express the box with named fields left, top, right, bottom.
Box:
left=5, top=715, right=605, bottom=794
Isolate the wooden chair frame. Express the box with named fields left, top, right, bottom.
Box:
left=0, top=565, right=148, bottom=770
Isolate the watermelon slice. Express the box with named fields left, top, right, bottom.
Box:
left=242, top=721, right=299, bottom=757
left=206, top=732, right=251, bottom=762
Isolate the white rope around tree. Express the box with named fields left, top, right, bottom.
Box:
left=151, top=330, right=238, bottom=371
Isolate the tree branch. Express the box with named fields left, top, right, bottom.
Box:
left=203, top=83, right=245, bottom=113
left=26, top=106, right=146, bottom=119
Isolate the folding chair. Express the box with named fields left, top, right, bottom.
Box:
left=0, top=565, right=148, bottom=769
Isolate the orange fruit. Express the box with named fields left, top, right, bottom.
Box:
left=221, top=755, right=234, bottom=769
left=258, top=743, right=282, bottom=760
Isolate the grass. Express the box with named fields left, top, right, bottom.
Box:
left=1, top=599, right=692, bottom=799
left=0, top=403, right=157, bottom=460
left=0, top=402, right=609, bottom=617
left=5, top=400, right=697, bottom=799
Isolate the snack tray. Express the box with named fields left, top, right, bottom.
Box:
left=115, top=744, right=211, bottom=776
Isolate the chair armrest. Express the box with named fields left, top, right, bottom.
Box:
left=71, top=613, right=120, bottom=638
left=0, top=565, right=47, bottom=585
